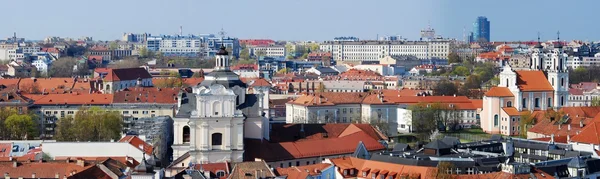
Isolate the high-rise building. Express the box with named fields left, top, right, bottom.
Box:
left=472, top=16, right=490, bottom=42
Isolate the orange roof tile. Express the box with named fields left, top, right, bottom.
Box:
left=275, top=163, right=332, bottom=177
left=0, top=161, right=92, bottom=178
left=104, top=68, right=152, bottom=82
left=570, top=122, right=600, bottom=145
left=0, top=143, right=11, bottom=157
left=113, top=87, right=178, bottom=104
left=515, top=71, right=554, bottom=91
left=485, top=87, right=514, bottom=97
left=118, top=135, right=153, bottom=155
left=527, top=107, right=600, bottom=137
left=502, top=107, right=522, bottom=116
left=470, top=99, right=483, bottom=109
left=24, top=93, right=113, bottom=105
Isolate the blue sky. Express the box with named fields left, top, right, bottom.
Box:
left=2, top=0, right=598, bottom=41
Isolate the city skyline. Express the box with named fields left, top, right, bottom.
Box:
left=2, top=0, right=599, bottom=41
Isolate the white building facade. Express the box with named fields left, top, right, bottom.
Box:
left=319, top=40, right=453, bottom=62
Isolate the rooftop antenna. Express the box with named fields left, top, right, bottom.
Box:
left=557, top=31, right=560, bottom=42
left=179, top=26, right=183, bottom=36
left=537, top=32, right=541, bottom=44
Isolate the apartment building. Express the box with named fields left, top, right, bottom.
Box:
left=319, top=40, right=453, bottom=62
left=249, top=45, right=286, bottom=58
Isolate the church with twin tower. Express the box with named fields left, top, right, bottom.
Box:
left=170, top=45, right=269, bottom=164
left=481, top=34, right=569, bottom=136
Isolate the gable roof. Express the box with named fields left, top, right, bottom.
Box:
left=275, top=163, right=332, bottom=178
left=118, top=135, right=153, bottom=155
left=104, top=68, right=152, bottom=82
left=515, top=71, right=554, bottom=92
left=244, top=132, right=385, bottom=162
left=24, top=93, right=113, bottom=105
left=112, top=87, right=178, bottom=104
left=485, top=87, right=514, bottom=97
left=570, top=122, right=600, bottom=145
left=228, top=161, right=275, bottom=179
left=527, top=107, right=600, bottom=137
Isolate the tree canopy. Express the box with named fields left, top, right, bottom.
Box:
left=4, top=114, right=37, bottom=140
left=54, top=107, right=123, bottom=142
left=433, top=80, right=458, bottom=96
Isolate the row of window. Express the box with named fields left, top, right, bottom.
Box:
left=122, top=111, right=154, bottom=115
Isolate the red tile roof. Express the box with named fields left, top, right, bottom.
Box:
left=0, top=143, right=11, bottom=157
left=275, top=163, right=332, bottom=178
left=245, top=124, right=386, bottom=162
left=528, top=107, right=600, bottom=137
left=11, top=78, right=92, bottom=94
left=24, top=93, right=113, bottom=105
left=502, top=107, right=523, bottom=116
left=569, top=88, right=584, bottom=95
left=470, top=99, right=483, bottom=109
left=531, top=135, right=571, bottom=144
left=339, top=69, right=382, bottom=80
left=515, top=71, right=554, bottom=92
left=485, top=87, right=514, bottom=97
left=245, top=132, right=384, bottom=162
left=112, top=87, right=178, bottom=104
left=288, top=92, right=369, bottom=106
left=193, top=162, right=230, bottom=179
left=570, top=122, right=600, bottom=145
left=104, top=68, right=152, bottom=82
left=0, top=161, right=92, bottom=179
left=118, top=135, right=153, bottom=155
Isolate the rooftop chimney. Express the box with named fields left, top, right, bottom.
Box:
left=558, top=124, right=561, bottom=130
left=550, top=134, right=555, bottom=143
left=567, top=135, right=571, bottom=142
left=55, top=173, right=59, bottom=178
left=31, top=173, right=35, bottom=179
left=580, top=120, right=584, bottom=128
left=568, top=124, right=571, bottom=131
left=76, top=158, right=84, bottom=167
left=4, top=173, right=8, bottom=179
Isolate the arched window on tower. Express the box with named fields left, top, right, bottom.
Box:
left=507, top=101, right=512, bottom=107
left=212, top=133, right=222, bottom=146
left=494, top=115, right=499, bottom=126
left=561, top=78, right=565, bottom=87
left=561, top=96, right=565, bottom=106
left=183, top=126, right=190, bottom=143
left=506, top=79, right=509, bottom=87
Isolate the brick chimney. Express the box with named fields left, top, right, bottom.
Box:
left=31, top=173, right=35, bottom=179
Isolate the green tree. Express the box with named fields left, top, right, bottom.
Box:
left=54, top=116, right=76, bottom=141
left=450, top=66, right=470, bottom=76
left=139, top=47, right=149, bottom=58
left=56, top=107, right=122, bottom=141
left=433, top=80, right=458, bottom=96
left=109, top=41, right=119, bottom=50
left=0, top=108, right=18, bottom=139
left=4, top=114, right=37, bottom=140
left=30, top=68, right=40, bottom=78
left=448, top=52, right=461, bottom=64
left=277, top=68, right=291, bottom=74
left=407, top=103, right=438, bottom=141
left=301, top=53, right=309, bottom=59
left=317, top=82, right=326, bottom=93
left=49, top=57, right=78, bottom=77
left=519, top=111, right=536, bottom=138
left=308, top=43, right=320, bottom=52
left=239, top=46, right=250, bottom=60
left=592, top=97, right=600, bottom=106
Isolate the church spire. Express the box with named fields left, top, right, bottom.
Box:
left=555, top=31, right=563, bottom=49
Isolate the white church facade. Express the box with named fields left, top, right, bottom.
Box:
left=170, top=45, right=269, bottom=167
left=481, top=36, right=569, bottom=136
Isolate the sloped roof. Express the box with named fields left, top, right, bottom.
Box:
left=104, top=68, right=152, bottom=82
left=113, top=87, right=178, bottom=104
left=275, top=163, right=332, bottom=178
left=570, top=122, right=600, bottom=145
left=515, top=71, right=554, bottom=92
left=485, top=87, right=514, bottom=97
left=24, top=93, right=113, bottom=105
left=245, top=132, right=385, bottom=162
left=502, top=107, right=523, bottom=116
left=118, top=135, right=153, bottom=155
left=528, top=107, right=600, bottom=137
left=229, top=161, right=275, bottom=179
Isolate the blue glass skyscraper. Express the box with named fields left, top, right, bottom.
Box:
left=472, top=16, right=490, bottom=42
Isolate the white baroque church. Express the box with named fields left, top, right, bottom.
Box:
left=481, top=36, right=569, bottom=136
left=170, top=45, right=269, bottom=165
